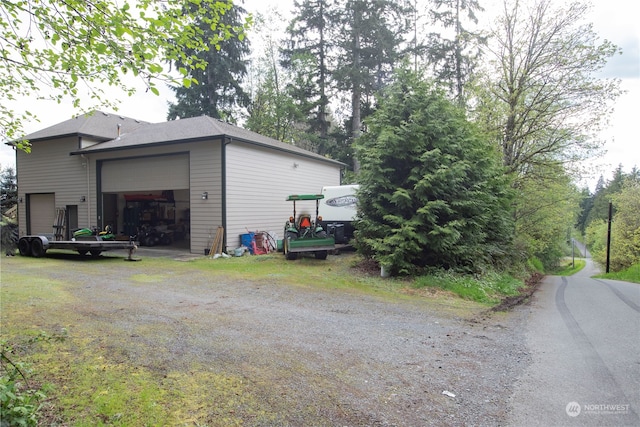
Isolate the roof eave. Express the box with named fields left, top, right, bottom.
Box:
left=225, top=136, right=346, bottom=167
left=72, top=134, right=346, bottom=167
left=10, top=132, right=112, bottom=146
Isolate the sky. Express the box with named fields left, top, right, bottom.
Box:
left=1, top=0, right=638, bottom=190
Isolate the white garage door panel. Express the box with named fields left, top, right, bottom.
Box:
left=29, top=193, right=55, bottom=234
left=101, top=155, right=189, bottom=192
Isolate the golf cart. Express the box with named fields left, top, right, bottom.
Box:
left=283, top=194, right=335, bottom=260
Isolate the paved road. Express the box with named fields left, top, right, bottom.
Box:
left=508, top=251, right=640, bottom=426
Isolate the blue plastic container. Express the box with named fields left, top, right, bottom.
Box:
left=240, top=233, right=255, bottom=254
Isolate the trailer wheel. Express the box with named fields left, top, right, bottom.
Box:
left=77, top=250, right=88, bottom=256
left=30, top=238, right=46, bottom=258
left=90, top=250, right=102, bottom=257
left=315, top=251, right=328, bottom=260
left=18, top=238, right=32, bottom=257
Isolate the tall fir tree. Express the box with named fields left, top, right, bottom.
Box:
left=425, top=0, right=485, bottom=106
left=332, top=0, right=412, bottom=172
left=167, top=1, right=251, bottom=123
left=282, top=0, right=334, bottom=143
left=354, top=67, right=513, bottom=275
left=0, top=166, right=17, bottom=214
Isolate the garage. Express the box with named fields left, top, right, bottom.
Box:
left=99, top=154, right=191, bottom=248
left=15, top=112, right=343, bottom=255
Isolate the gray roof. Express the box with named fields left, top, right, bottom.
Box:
left=19, top=111, right=149, bottom=142
left=72, top=115, right=344, bottom=166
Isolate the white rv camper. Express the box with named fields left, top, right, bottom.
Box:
left=318, top=185, right=359, bottom=244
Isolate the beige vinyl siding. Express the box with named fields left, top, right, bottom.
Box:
left=225, top=142, right=341, bottom=248
left=16, top=137, right=91, bottom=236
left=27, top=193, right=55, bottom=235
left=188, top=141, right=222, bottom=254
left=101, top=154, right=189, bottom=192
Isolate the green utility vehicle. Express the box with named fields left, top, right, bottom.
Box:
left=283, top=194, right=335, bottom=260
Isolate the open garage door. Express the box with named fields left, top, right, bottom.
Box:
left=101, top=154, right=189, bottom=192
left=100, top=154, right=190, bottom=249
left=28, top=193, right=55, bottom=235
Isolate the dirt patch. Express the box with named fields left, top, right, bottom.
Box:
left=490, top=272, right=544, bottom=312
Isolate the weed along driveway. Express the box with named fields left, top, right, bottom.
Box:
left=1, top=251, right=531, bottom=426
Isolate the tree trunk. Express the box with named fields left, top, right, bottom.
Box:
left=352, top=6, right=362, bottom=173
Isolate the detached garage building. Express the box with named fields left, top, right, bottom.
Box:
left=13, top=111, right=343, bottom=254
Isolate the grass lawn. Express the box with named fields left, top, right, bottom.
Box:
left=594, top=263, right=640, bottom=284
left=551, top=257, right=587, bottom=276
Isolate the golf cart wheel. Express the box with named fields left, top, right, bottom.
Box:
left=286, top=251, right=298, bottom=260
left=315, top=251, right=328, bottom=260
left=18, top=238, right=31, bottom=257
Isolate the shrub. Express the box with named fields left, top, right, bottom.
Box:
left=1, top=331, right=65, bottom=426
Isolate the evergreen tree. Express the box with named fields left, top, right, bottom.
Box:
left=0, top=166, right=17, bottom=214
left=282, top=0, right=334, bottom=142
left=332, top=0, right=412, bottom=171
left=167, top=1, right=251, bottom=122
left=425, top=0, right=485, bottom=106
left=354, top=67, right=513, bottom=275
left=586, top=165, right=626, bottom=227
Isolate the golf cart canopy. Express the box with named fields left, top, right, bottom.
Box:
left=286, top=194, right=325, bottom=201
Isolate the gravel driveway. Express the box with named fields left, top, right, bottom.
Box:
left=3, top=250, right=531, bottom=426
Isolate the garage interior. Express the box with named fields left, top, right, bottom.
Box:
left=98, top=154, right=191, bottom=249
left=102, top=190, right=190, bottom=249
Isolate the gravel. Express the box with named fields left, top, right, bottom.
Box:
left=7, top=249, right=533, bottom=426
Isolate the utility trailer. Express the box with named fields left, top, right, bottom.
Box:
left=18, top=235, right=138, bottom=260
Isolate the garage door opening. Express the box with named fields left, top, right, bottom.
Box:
left=101, top=190, right=190, bottom=250
left=99, top=153, right=191, bottom=251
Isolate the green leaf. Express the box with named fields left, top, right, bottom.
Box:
left=115, top=25, right=125, bottom=38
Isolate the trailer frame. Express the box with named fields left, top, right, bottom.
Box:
left=18, top=235, right=138, bottom=260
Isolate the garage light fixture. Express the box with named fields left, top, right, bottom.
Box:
left=201, top=192, right=208, bottom=200
left=80, top=196, right=86, bottom=202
